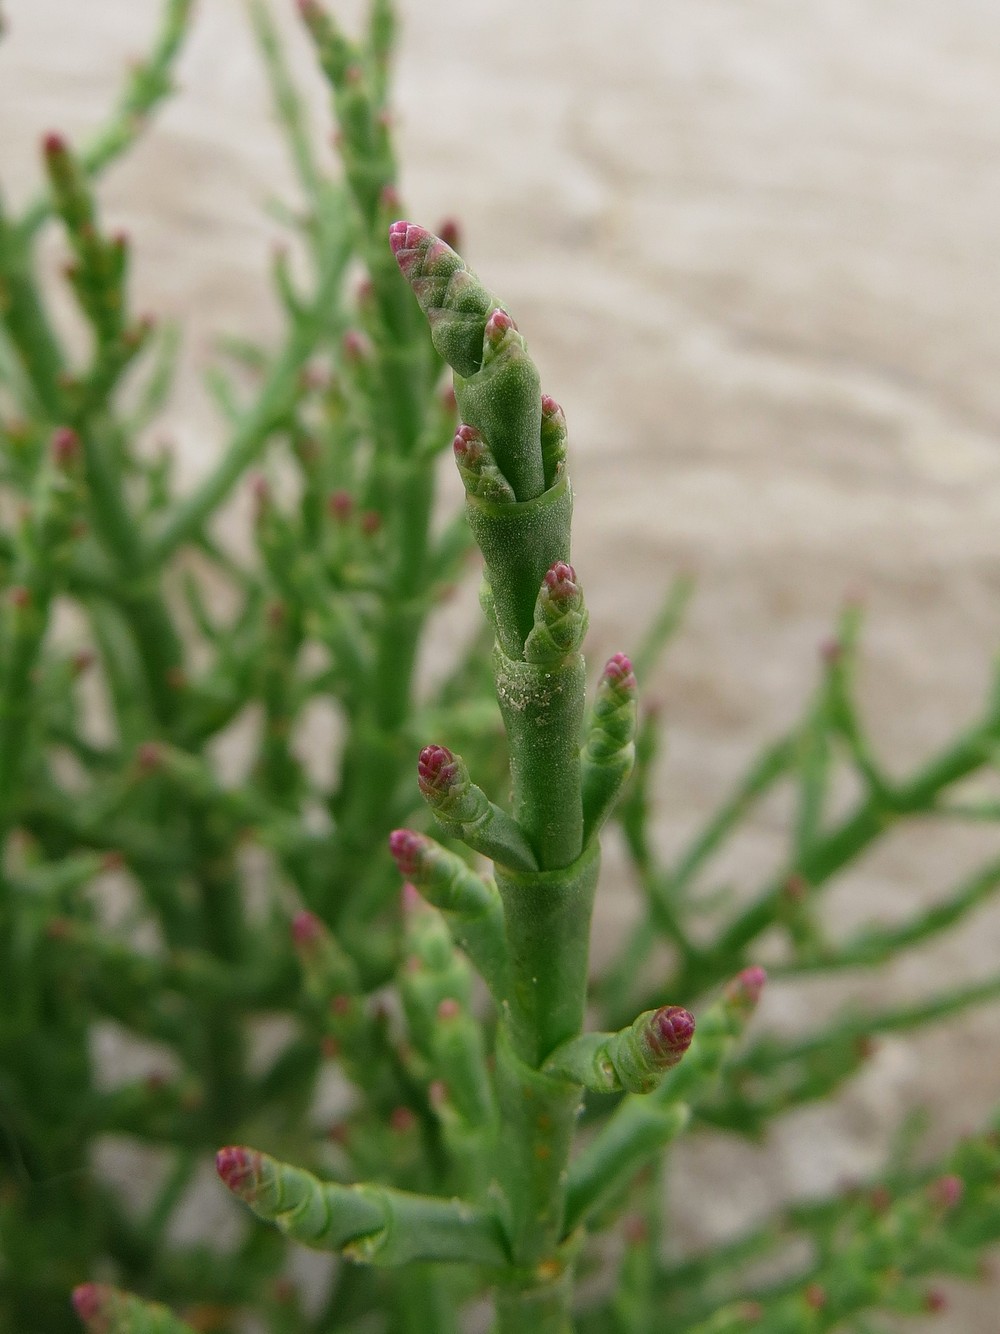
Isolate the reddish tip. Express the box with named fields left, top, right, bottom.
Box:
left=437, top=217, right=461, bottom=250
left=725, top=966, right=767, bottom=1011
left=389, top=1104, right=417, bottom=1134
left=418, top=743, right=459, bottom=796
left=484, top=308, right=516, bottom=346
left=328, top=489, right=354, bottom=521
left=291, top=911, right=323, bottom=951
left=924, top=1288, right=948, bottom=1314
left=386, top=218, right=410, bottom=254
left=804, top=1284, right=826, bottom=1311
left=51, top=426, right=79, bottom=466
left=71, top=1284, right=107, bottom=1322
left=647, top=1005, right=695, bottom=1063
left=543, top=561, right=579, bottom=601
left=9, top=585, right=31, bottom=611
left=929, top=1174, right=964, bottom=1210
left=216, top=1145, right=258, bottom=1195
left=389, top=828, right=426, bottom=878
left=603, top=652, right=636, bottom=691
left=380, top=184, right=402, bottom=213
left=135, top=741, right=162, bottom=773
left=453, top=423, right=483, bottom=462
left=401, top=881, right=423, bottom=913
left=360, top=510, right=382, bottom=535
left=43, top=131, right=67, bottom=157
left=437, top=997, right=461, bottom=1021
left=342, top=329, right=372, bottom=363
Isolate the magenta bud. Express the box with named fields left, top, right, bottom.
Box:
left=725, top=965, right=767, bottom=1012
left=216, top=1145, right=261, bottom=1197
left=389, top=1105, right=417, bottom=1135
left=437, top=217, right=461, bottom=250
left=389, top=828, right=427, bottom=879
left=400, top=881, right=423, bottom=913
left=436, top=997, right=461, bottom=1021
left=602, top=652, right=636, bottom=692
left=543, top=561, right=579, bottom=602
left=380, top=184, right=402, bottom=214
left=453, top=423, right=484, bottom=462
left=327, top=489, right=354, bottom=521
left=928, top=1174, right=964, bottom=1210
left=646, top=1005, right=696, bottom=1063
left=417, top=744, right=460, bottom=798
left=42, top=131, right=67, bottom=158
left=924, top=1288, right=948, bottom=1314
left=804, top=1284, right=826, bottom=1311
left=291, top=911, right=323, bottom=952
left=341, top=328, right=373, bottom=363
left=483, top=307, right=516, bottom=348
left=51, top=426, right=79, bottom=467
left=71, top=1284, right=107, bottom=1322
left=135, top=741, right=162, bottom=773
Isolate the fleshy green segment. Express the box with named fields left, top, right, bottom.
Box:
left=564, top=968, right=767, bottom=1231
left=524, top=561, right=588, bottom=665
left=544, top=1004, right=696, bottom=1094
left=216, top=1146, right=508, bottom=1266
left=581, top=652, right=638, bottom=843
left=389, top=221, right=544, bottom=503
left=389, top=827, right=507, bottom=997
left=72, top=1284, right=197, bottom=1334
left=415, top=743, right=538, bottom=872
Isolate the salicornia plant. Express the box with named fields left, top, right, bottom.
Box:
left=2, top=2, right=999, bottom=1332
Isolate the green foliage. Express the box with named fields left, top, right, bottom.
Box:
left=2, top=2, right=999, bottom=1332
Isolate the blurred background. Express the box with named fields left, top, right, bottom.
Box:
left=3, top=0, right=999, bottom=1326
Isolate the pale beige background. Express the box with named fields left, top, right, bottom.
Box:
left=3, top=0, right=1000, bottom=1327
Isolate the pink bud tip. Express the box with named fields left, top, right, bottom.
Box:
left=437, top=997, right=461, bottom=1021
left=360, top=510, right=381, bottom=535
left=453, top=423, right=483, bottom=461
left=9, top=586, right=31, bottom=610
left=623, top=1214, right=648, bottom=1246
left=135, top=741, right=162, bottom=773
left=51, top=426, right=79, bottom=465
left=216, top=1145, right=259, bottom=1195
left=418, top=743, right=459, bottom=796
left=924, top=1288, right=948, bottom=1314
left=929, top=1174, right=964, bottom=1210
left=541, top=394, right=563, bottom=418
left=484, top=308, right=516, bottom=345
left=71, top=1284, right=108, bottom=1322
left=328, top=489, right=354, bottom=521
left=647, top=1005, right=695, bottom=1062
left=543, top=561, right=579, bottom=601
left=43, top=132, right=66, bottom=157
left=389, top=1105, right=417, bottom=1134
left=437, top=217, right=461, bottom=250
left=804, top=1284, right=826, bottom=1310
left=291, top=911, right=323, bottom=951
left=341, top=329, right=372, bottom=363
left=389, top=828, right=426, bottom=878
left=401, top=881, right=422, bottom=913
left=603, top=652, right=636, bottom=690
left=725, top=965, right=767, bottom=1011
left=388, top=219, right=415, bottom=256
left=380, top=184, right=402, bottom=213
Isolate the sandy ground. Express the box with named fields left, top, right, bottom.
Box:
left=3, top=0, right=1000, bottom=1326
